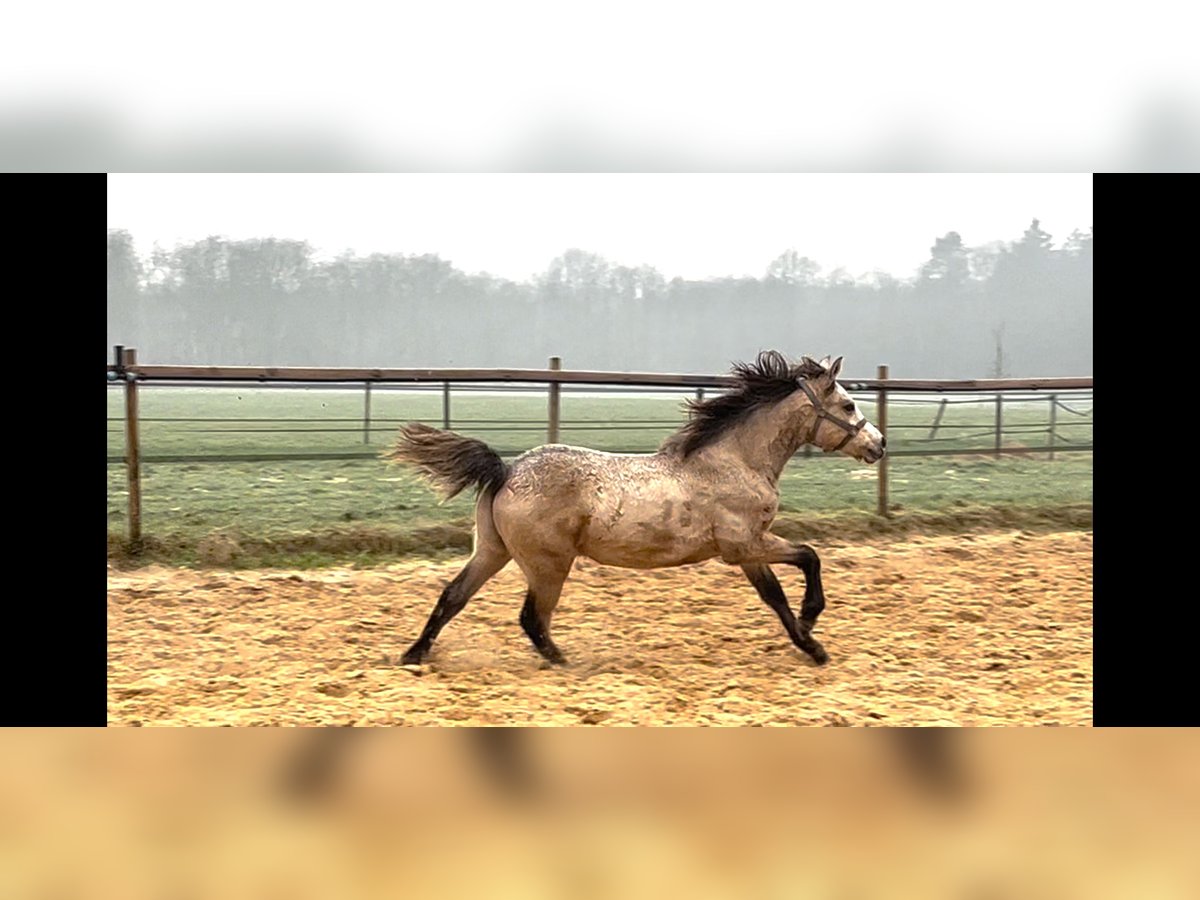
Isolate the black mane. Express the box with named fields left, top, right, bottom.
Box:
left=662, top=351, right=828, bottom=458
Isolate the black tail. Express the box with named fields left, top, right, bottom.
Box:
left=383, top=423, right=509, bottom=501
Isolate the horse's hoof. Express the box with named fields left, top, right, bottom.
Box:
left=810, top=645, right=829, bottom=665
left=400, top=648, right=427, bottom=666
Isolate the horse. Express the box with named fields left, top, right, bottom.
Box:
left=385, top=350, right=885, bottom=667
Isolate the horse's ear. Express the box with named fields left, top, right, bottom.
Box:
left=818, top=355, right=832, bottom=368
left=821, top=356, right=843, bottom=394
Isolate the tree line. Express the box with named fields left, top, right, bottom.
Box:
left=107, top=219, right=1092, bottom=377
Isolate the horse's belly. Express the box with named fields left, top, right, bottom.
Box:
left=579, top=515, right=717, bottom=569
left=583, top=543, right=717, bottom=569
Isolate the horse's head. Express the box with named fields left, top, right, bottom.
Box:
left=800, top=355, right=886, bottom=464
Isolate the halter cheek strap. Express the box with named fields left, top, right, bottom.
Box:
left=797, top=379, right=865, bottom=452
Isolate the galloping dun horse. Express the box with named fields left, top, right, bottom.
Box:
left=387, top=351, right=885, bottom=667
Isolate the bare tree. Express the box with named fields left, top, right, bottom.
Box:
left=990, top=325, right=1009, bottom=378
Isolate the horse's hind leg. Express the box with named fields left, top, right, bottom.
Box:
left=741, top=563, right=828, bottom=665
left=515, top=558, right=573, bottom=665
left=400, top=544, right=511, bottom=665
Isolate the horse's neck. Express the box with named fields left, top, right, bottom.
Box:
left=730, top=393, right=817, bottom=483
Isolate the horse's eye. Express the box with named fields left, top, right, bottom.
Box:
left=843, top=402, right=855, bottom=412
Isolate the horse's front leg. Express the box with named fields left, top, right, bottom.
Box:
left=726, top=532, right=829, bottom=664
left=741, top=563, right=828, bottom=664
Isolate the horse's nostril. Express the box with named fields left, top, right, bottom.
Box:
left=881, top=436, right=888, bottom=449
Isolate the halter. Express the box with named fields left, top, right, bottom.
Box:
left=797, top=379, right=866, bottom=452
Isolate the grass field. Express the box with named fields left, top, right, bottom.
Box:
left=107, top=385, right=1092, bottom=567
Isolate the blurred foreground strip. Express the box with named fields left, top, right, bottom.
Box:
left=1, top=729, right=1195, bottom=899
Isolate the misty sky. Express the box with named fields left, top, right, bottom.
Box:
left=107, top=173, right=1092, bottom=283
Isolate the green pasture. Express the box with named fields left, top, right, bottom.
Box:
left=107, top=385, right=1092, bottom=567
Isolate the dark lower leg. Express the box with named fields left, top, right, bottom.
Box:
left=398, top=561, right=482, bottom=667
left=793, top=544, right=826, bottom=628
left=402, top=575, right=469, bottom=664
left=400, top=548, right=510, bottom=664
left=741, top=564, right=828, bottom=664
left=519, top=590, right=565, bottom=664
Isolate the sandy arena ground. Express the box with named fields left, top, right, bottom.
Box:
left=107, top=529, right=1092, bottom=725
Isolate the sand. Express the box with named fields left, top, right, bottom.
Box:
left=107, top=529, right=1091, bottom=726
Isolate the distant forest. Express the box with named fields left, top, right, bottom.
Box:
left=106, top=219, right=1092, bottom=378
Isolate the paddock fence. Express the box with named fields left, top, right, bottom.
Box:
left=106, top=347, right=1093, bottom=543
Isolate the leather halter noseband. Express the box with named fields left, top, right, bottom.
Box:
left=797, top=379, right=866, bottom=452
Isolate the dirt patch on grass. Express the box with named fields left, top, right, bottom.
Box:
left=108, top=529, right=1092, bottom=726
left=109, top=520, right=476, bottom=569
left=771, top=502, right=1090, bottom=544
left=107, top=503, right=1091, bottom=570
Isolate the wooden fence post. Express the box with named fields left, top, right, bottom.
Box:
left=442, top=381, right=451, bottom=429
left=548, top=356, right=561, bottom=443
left=1048, top=394, right=1057, bottom=461
left=362, top=381, right=372, bottom=444
left=994, top=394, right=1003, bottom=457
left=928, top=398, right=948, bottom=439
left=877, top=364, right=889, bottom=517
left=122, top=347, right=142, bottom=544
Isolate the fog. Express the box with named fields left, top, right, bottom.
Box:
left=78, top=6, right=1123, bottom=375
left=108, top=174, right=1091, bottom=377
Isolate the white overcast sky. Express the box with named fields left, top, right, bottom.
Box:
left=107, top=174, right=1092, bottom=282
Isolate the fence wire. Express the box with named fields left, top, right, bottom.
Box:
left=107, top=382, right=1092, bottom=464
